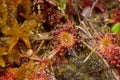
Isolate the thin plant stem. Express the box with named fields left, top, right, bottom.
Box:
left=34, top=40, right=45, bottom=55
left=83, top=47, right=97, bottom=63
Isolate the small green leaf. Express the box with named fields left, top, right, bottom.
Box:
left=62, top=4, right=66, bottom=10
left=58, top=0, right=66, bottom=10
left=0, top=57, right=5, bottom=67
left=111, top=23, right=120, bottom=33
left=63, top=14, right=69, bottom=19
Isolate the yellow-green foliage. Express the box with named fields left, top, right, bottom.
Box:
left=0, top=47, right=7, bottom=67
left=2, top=19, right=37, bottom=52
left=0, top=0, right=8, bottom=27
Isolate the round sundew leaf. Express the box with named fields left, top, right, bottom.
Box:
left=111, top=23, right=120, bottom=33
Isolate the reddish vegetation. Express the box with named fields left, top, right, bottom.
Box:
left=113, top=9, right=120, bottom=23
left=54, top=27, right=78, bottom=48
left=97, top=33, right=120, bottom=74
left=0, top=0, right=120, bottom=79
left=0, top=70, right=16, bottom=80
left=81, top=0, right=105, bottom=12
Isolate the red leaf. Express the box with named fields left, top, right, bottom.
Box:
left=113, top=9, right=120, bottom=23
left=95, top=0, right=105, bottom=12
left=81, top=0, right=105, bottom=12
left=81, top=0, right=92, bottom=8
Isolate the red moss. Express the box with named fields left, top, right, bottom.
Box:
left=36, top=0, right=63, bottom=26
left=0, top=69, right=16, bottom=80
